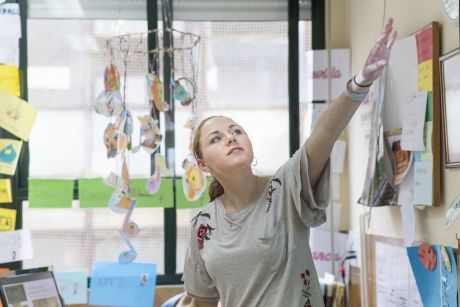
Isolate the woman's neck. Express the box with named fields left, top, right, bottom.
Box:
left=218, top=170, right=268, bottom=215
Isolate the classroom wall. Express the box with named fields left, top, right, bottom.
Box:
left=342, top=0, right=460, bottom=247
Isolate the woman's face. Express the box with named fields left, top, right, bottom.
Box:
left=197, top=117, right=254, bottom=175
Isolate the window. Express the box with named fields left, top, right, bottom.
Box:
left=21, top=2, right=313, bottom=281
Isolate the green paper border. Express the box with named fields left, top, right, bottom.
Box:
left=131, top=178, right=174, bottom=208
left=28, top=179, right=73, bottom=208
left=78, top=179, right=113, bottom=208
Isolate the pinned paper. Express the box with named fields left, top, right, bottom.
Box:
left=0, top=229, right=33, bottom=264
left=445, top=194, right=460, bottom=230
left=421, top=121, right=433, bottom=161
left=407, top=245, right=457, bottom=307
left=89, top=261, right=157, bottom=307
left=399, top=167, right=416, bottom=246
left=78, top=179, right=113, bottom=208
left=401, top=91, right=427, bottom=151
left=54, top=271, right=88, bottom=305
left=0, top=208, right=16, bottom=231
left=0, top=64, right=19, bottom=96
left=0, top=4, right=21, bottom=39
left=0, top=138, right=22, bottom=175
left=417, top=60, right=432, bottom=92
left=28, top=179, right=73, bottom=208
left=0, top=38, right=19, bottom=66
left=0, top=88, right=38, bottom=141
left=0, top=179, right=12, bottom=203
left=130, top=178, right=173, bottom=208
left=413, top=161, right=432, bottom=205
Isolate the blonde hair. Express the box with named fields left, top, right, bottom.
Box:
left=192, top=116, right=225, bottom=202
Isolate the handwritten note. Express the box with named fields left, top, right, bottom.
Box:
left=0, top=138, right=22, bottom=175
left=401, top=91, right=427, bottom=151
left=0, top=64, right=20, bottom=96
left=54, top=271, right=88, bottom=305
left=415, top=27, right=433, bottom=64
left=0, top=229, right=33, bottom=264
left=0, top=178, right=12, bottom=203
left=0, top=4, right=21, bottom=39
left=89, top=261, right=157, bottom=307
left=413, top=161, right=432, bottom=206
left=0, top=88, right=37, bottom=141
left=28, top=179, right=73, bottom=208
left=0, top=208, right=16, bottom=231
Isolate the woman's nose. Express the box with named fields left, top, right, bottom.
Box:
left=226, top=134, right=236, bottom=145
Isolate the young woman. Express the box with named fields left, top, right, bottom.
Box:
left=179, top=18, right=397, bottom=307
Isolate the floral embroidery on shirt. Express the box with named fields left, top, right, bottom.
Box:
left=191, top=211, right=211, bottom=227
left=196, top=223, right=215, bottom=250
left=266, top=178, right=281, bottom=213
left=300, top=268, right=312, bottom=307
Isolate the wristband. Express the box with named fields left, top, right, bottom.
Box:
left=344, top=78, right=369, bottom=102
left=353, top=75, right=373, bottom=88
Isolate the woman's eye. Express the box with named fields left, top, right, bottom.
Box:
left=232, top=129, right=242, bottom=135
left=210, top=136, right=221, bottom=144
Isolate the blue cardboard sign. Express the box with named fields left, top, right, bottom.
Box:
left=89, top=261, right=157, bottom=307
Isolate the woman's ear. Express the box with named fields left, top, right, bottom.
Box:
left=197, top=159, right=210, bottom=173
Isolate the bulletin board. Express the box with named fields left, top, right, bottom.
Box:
left=382, top=22, right=441, bottom=207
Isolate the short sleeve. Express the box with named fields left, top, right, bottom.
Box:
left=182, top=223, right=220, bottom=302
left=284, top=142, right=331, bottom=227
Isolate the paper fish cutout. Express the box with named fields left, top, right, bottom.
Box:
left=172, top=77, right=197, bottom=106
left=115, top=109, right=133, bottom=148
left=146, top=73, right=169, bottom=112
left=104, top=64, right=120, bottom=91
left=132, top=115, right=162, bottom=154
left=146, top=165, right=161, bottom=195
left=0, top=144, right=16, bottom=163
left=95, top=90, right=123, bottom=117
left=182, top=157, right=207, bottom=201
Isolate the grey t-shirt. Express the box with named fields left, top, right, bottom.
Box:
left=182, top=143, right=330, bottom=307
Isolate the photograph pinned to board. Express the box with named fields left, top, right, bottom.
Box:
left=385, top=129, right=413, bottom=186
left=440, top=47, right=460, bottom=167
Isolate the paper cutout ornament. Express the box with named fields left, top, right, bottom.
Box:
left=104, top=64, right=121, bottom=90
left=95, top=90, right=123, bottom=117
left=132, top=115, right=162, bottom=154
left=147, top=73, right=169, bottom=112
left=418, top=243, right=437, bottom=271
left=182, top=157, right=207, bottom=201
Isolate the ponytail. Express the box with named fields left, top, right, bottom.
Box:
left=208, top=177, right=224, bottom=202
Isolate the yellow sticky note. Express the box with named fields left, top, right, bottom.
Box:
left=0, top=139, right=23, bottom=176
left=0, top=179, right=12, bottom=203
left=0, top=208, right=16, bottom=231
left=0, top=65, right=20, bottom=97
left=417, top=60, right=432, bottom=92
left=0, top=88, right=37, bottom=141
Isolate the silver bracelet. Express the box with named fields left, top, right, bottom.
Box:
left=343, top=78, right=369, bottom=102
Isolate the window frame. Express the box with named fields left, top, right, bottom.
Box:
left=4, top=0, right=325, bottom=286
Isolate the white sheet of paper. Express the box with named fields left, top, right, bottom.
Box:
left=0, top=228, right=33, bottom=264
left=0, top=4, right=21, bottom=39
left=413, top=160, right=432, bottom=205
left=331, top=140, right=346, bottom=173
left=401, top=91, right=427, bottom=151
left=0, top=38, right=19, bottom=66
left=398, top=167, right=416, bottom=247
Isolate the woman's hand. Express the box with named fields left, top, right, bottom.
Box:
left=354, top=17, right=398, bottom=87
